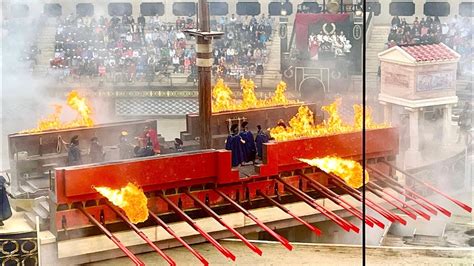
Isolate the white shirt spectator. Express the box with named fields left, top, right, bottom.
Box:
left=172, top=55, right=180, bottom=65
left=176, top=31, right=186, bottom=40
left=441, top=24, right=449, bottom=35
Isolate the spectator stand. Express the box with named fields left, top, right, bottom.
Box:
left=386, top=15, right=472, bottom=76
left=47, top=13, right=276, bottom=89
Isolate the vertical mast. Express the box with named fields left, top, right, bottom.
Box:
left=196, top=0, right=212, bottom=149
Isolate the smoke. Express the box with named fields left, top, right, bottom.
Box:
left=1, top=3, right=60, bottom=169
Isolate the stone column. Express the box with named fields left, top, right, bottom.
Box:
left=383, top=103, right=392, bottom=124
left=408, top=109, right=419, bottom=151
left=443, top=104, right=453, bottom=143
left=405, top=108, right=422, bottom=167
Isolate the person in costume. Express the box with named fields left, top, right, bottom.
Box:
left=118, top=131, right=134, bottom=159
left=136, top=126, right=161, bottom=154
left=89, top=137, right=105, bottom=163
left=225, top=124, right=245, bottom=167
left=0, top=175, right=12, bottom=226
left=239, top=121, right=256, bottom=164
left=255, top=125, right=269, bottom=160
left=67, top=135, right=82, bottom=166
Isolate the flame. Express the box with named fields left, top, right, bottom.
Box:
left=66, top=90, right=94, bottom=127
left=211, top=79, right=298, bottom=112
left=212, top=79, right=236, bottom=112
left=299, top=157, right=369, bottom=189
left=94, top=182, right=149, bottom=224
left=269, top=99, right=389, bottom=141
left=21, top=90, right=94, bottom=133
left=269, top=81, right=291, bottom=105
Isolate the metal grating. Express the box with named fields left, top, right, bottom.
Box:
left=116, top=98, right=198, bottom=116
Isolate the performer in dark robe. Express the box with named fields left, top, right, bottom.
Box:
left=255, top=125, right=269, bottom=160
left=118, top=131, right=134, bottom=159
left=239, top=121, right=256, bottom=164
left=0, top=175, right=12, bottom=226
left=89, top=137, right=105, bottom=163
left=225, top=124, right=244, bottom=167
left=67, top=135, right=82, bottom=166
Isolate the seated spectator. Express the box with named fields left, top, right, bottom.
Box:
left=49, top=13, right=274, bottom=83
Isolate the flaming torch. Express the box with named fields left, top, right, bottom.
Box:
left=299, top=157, right=369, bottom=189
left=94, top=183, right=149, bottom=224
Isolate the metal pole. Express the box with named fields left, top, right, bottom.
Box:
left=105, top=202, right=176, bottom=266
left=78, top=208, right=145, bottom=266
left=36, top=216, right=42, bottom=266
left=257, top=190, right=323, bottom=236
left=214, top=189, right=294, bottom=251
left=300, top=174, right=380, bottom=228
left=368, top=166, right=451, bottom=216
left=184, top=191, right=263, bottom=256
left=381, top=161, right=472, bottom=213
left=275, top=176, right=356, bottom=232
left=197, top=0, right=213, bottom=149
left=367, top=182, right=431, bottom=221
left=328, top=175, right=406, bottom=224
left=147, top=210, right=209, bottom=266
left=158, top=194, right=236, bottom=261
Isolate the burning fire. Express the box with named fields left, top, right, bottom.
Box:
left=94, top=182, right=149, bottom=224
left=269, top=99, right=388, bottom=141
left=240, top=78, right=259, bottom=109
left=21, top=90, right=94, bottom=133
left=211, top=79, right=298, bottom=112
left=299, top=157, right=369, bottom=189
left=212, top=79, right=236, bottom=112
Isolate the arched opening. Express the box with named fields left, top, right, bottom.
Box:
left=299, top=77, right=326, bottom=104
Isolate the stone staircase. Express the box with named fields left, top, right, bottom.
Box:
left=366, top=26, right=391, bottom=92
left=260, top=29, right=282, bottom=89
left=33, top=18, right=57, bottom=77
left=23, top=196, right=51, bottom=231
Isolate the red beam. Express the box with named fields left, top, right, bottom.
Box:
left=105, top=202, right=176, bottom=265
left=147, top=211, right=209, bottom=265
left=368, top=166, right=451, bottom=216
left=300, top=174, right=385, bottom=229
left=78, top=208, right=145, bottom=266
left=158, top=194, right=236, bottom=261
left=214, top=189, right=294, bottom=251
left=366, top=186, right=417, bottom=220
left=368, top=181, right=431, bottom=221
left=55, top=150, right=240, bottom=204
left=258, top=127, right=399, bottom=175
left=275, top=176, right=357, bottom=233
left=328, top=176, right=406, bottom=225
left=184, top=191, right=263, bottom=256
left=382, top=161, right=472, bottom=213
left=257, top=190, right=322, bottom=236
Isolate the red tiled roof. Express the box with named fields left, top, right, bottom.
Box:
left=400, top=43, right=459, bottom=62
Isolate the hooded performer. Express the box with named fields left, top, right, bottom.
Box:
left=255, top=125, right=269, bottom=160
left=239, top=121, right=256, bottom=164
left=67, top=135, right=82, bottom=166
left=0, top=175, right=12, bottom=226
left=225, top=124, right=245, bottom=167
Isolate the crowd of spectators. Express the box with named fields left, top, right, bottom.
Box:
left=387, top=15, right=472, bottom=64
left=49, top=13, right=196, bottom=83
left=48, top=13, right=275, bottom=83
left=211, top=14, right=273, bottom=81
left=308, top=30, right=352, bottom=60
